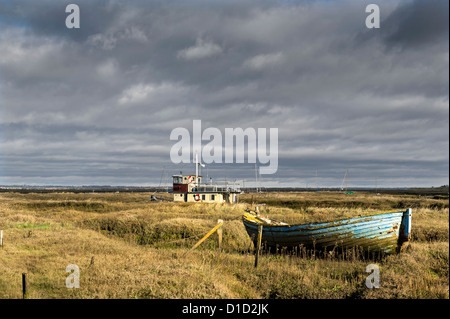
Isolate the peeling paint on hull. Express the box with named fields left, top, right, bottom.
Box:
left=243, top=209, right=412, bottom=254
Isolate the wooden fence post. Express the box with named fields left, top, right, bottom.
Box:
left=217, top=219, right=223, bottom=252
left=184, top=220, right=224, bottom=257
left=254, top=225, right=263, bottom=268
left=22, top=273, right=28, bottom=299
left=1, top=230, right=3, bottom=249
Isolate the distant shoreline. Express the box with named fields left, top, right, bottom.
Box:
left=0, top=185, right=448, bottom=196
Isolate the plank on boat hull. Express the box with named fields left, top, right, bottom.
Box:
left=243, top=209, right=411, bottom=254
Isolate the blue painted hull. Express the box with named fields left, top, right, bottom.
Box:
left=243, top=209, right=412, bottom=254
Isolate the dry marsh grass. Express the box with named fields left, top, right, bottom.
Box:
left=0, top=191, right=448, bottom=299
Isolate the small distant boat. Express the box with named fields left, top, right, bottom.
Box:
left=243, top=208, right=411, bottom=254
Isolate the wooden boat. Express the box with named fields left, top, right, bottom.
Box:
left=243, top=208, right=411, bottom=254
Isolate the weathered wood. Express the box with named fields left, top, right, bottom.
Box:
left=217, top=219, right=223, bottom=252
left=184, top=220, right=224, bottom=256
left=243, top=209, right=411, bottom=255
left=22, top=273, right=28, bottom=299
left=254, top=225, right=263, bottom=268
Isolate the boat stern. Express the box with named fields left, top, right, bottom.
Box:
left=397, top=208, right=412, bottom=252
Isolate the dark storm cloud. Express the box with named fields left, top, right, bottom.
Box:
left=382, top=0, right=449, bottom=48
left=0, top=0, right=129, bottom=41
left=0, top=0, right=448, bottom=187
left=355, top=0, right=449, bottom=47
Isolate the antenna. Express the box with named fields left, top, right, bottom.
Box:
left=255, top=164, right=258, bottom=193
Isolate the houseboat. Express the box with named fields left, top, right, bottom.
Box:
left=172, top=174, right=241, bottom=203
left=172, top=154, right=241, bottom=203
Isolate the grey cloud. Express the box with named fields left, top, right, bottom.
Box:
left=0, top=0, right=448, bottom=187
left=177, top=37, right=223, bottom=60
left=382, top=0, right=449, bottom=49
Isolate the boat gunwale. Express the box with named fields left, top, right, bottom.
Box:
left=242, top=209, right=405, bottom=229
left=243, top=216, right=402, bottom=238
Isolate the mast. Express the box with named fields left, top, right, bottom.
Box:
left=195, top=152, right=199, bottom=188
left=158, top=166, right=165, bottom=191
left=345, top=170, right=348, bottom=192
left=340, top=171, right=346, bottom=191
left=194, top=152, right=205, bottom=188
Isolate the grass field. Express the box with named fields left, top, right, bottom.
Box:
left=0, top=191, right=448, bottom=299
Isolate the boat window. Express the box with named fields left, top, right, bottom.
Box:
left=173, top=176, right=182, bottom=184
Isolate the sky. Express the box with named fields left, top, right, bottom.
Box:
left=0, top=0, right=448, bottom=188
